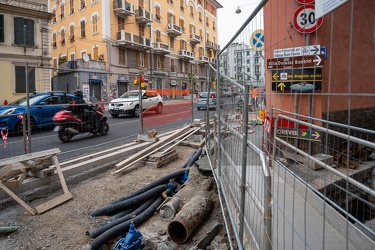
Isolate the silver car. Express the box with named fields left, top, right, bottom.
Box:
left=109, top=90, right=163, bottom=118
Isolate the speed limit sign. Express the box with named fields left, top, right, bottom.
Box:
left=293, top=4, right=323, bottom=33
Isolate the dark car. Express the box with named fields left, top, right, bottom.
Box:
left=0, top=92, right=78, bottom=134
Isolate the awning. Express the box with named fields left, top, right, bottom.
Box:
left=170, top=80, right=177, bottom=86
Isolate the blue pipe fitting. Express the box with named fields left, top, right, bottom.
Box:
left=180, top=170, right=189, bottom=184
left=113, top=221, right=143, bottom=250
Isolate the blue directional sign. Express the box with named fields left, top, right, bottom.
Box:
left=321, top=46, right=327, bottom=60
left=250, top=29, right=264, bottom=51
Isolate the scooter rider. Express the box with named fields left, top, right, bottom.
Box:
left=71, top=90, right=99, bottom=132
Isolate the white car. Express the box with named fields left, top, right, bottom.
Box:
left=109, top=90, right=163, bottom=118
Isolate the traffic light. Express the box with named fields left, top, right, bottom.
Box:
left=212, top=81, right=216, bottom=89
left=134, top=76, right=139, bottom=85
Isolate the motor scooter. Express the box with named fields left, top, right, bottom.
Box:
left=52, top=104, right=109, bottom=142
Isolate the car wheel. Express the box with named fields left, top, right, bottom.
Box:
left=155, top=103, right=163, bottom=114
left=16, top=118, right=36, bottom=135
left=134, top=105, right=140, bottom=117
left=111, top=114, right=119, bottom=118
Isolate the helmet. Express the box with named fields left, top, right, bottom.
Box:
left=74, top=90, right=83, bottom=98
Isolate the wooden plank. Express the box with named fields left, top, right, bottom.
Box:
left=0, top=165, right=14, bottom=179
left=144, top=152, right=179, bottom=168
left=34, top=192, right=73, bottom=214
left=0, top=148, right=61, bottom=166
left=0, top=182, right=37, bottom=215
left=114, top=125, right=191, bottom=172
left=52, top=155, right=69, bottom=194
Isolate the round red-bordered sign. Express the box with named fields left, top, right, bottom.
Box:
left=293, top=4, right=323, bottom=34
left=296, top=0, right=315, bottom=4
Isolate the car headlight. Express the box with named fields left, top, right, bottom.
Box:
left=0, top=108, right=19, bottom=115
left=124, top=102, right=133, bottom=106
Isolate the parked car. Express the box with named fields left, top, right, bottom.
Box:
left=197, top=92, right=219, bottom=110
left=0, top=92, right=78, bottom=134
left=108, top=90, right=163, bottom=118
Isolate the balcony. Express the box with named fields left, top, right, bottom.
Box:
left=167, top=23, right=183, bottom=36
left=152, top=42, right=170, bottom=55
left=135, top=8, right=152, bottom=25
left=189, top=34, right=201, bottom=44
left=116, top=30, right=151, bottom=49
left=210, top=58, right=217, bottom=65
left=198, top=56, right=209, bottom=64
left=214, top=43, right=220, bottom=51
left=178, top=49, right=194, bottom=60
left=206, top=41, right=214, bottom=49
left=113, top=0, right=134, bottom=18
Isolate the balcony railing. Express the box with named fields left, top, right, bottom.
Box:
left=189, top=34, right=201, bottom=44
left=206, top=41, right=214, bottom=49
left=210, top=58, right=217, bottom=65
left=116, top=30, right=151, bottom=49
left=199, top=56, right=209, bottom=64
left=113, top=0, right=134, bottom=17
left=178, top=49, right=194, bottom=60
left=152, top=42, right=170, bottom=54
left=135, top=8, right=152, bottom=25
left=167, top=23, right=183, bottom=36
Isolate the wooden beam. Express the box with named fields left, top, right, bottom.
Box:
left=0, top=182, right=37, bottom=215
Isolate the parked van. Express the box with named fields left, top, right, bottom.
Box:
left=222, top=87, right=232, bottom=97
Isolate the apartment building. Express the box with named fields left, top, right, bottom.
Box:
left=219, top=43, right=265, bottom=91
left=0, top=0, right=53, bottom=103
left=50, top=0, right=222, bottom=102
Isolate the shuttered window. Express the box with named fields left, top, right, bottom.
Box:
left=0, top=15, right=4, bottom=42
left=14, top=17, right=34, bottom=46
left=15, top=66, right=35, bottom=93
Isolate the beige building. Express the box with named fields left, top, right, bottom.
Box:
left=50, top=0, right=222, bottom=102
left=0, top=0, right=53, bottom=103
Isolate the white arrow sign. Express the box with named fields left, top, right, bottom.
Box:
left=313, top=55, right=322, bottom=66
left=274, top=45, right=321, bottom=58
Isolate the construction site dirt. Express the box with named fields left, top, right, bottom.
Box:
left=0, top=143, right=235, bottom=250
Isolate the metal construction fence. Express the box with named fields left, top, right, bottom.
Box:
left=207, top=0, right=375, bottom=249
left=0, top=64, right=201, bottom=160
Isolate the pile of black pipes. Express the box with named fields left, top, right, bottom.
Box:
left=88, top=168, right=190, bottom=249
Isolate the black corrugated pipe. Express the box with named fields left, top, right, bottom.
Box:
left=90, top=184, right=167, bottom=217
left=184, top=148, right=202, bottom=168
left=110, top=168, right=189, bottom=205
left=108, top=207, right=135, bottom=222
left=90, top=196, right=163, bottom=250
left=182, top=150, right=197, bottom=168
left=90, top=197, right=157, bottom=239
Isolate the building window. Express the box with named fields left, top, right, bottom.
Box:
left=180, top=0, right=184, bottom=11
left=70, top=0, right=75, bottom=15
left=180, top=40, right=186, bottom=50
left=93, top=46, right=99, bottom=60
left=167, top=0, right=174, bottom=5
left=60, top=4, right=65, bottom=19
left=80, top=0, right=86, bottom=10
left=60, top=29, right=66, bottom=45
left=155, top=6, right=161, bottom=22
left=198, top=12, right=202, bottom=22
left=179, top=19, right=185, bottom=33
left=80, top=20, right=86, bottom=38
left=51, top=10, right=56, bottom=24
left=169, top=36, right=174, bottom=49
left=14, top=18, right=34, bottom=46
left=156, top=30, right=162, bottom=42
left=119, top=48, right=126, bottom=65
left=15, top=66, right=35, bottom=93
left=156, top=55, right=161, bottom=69
left=0, top=15, right=3, bottom=42
left=206, top=17, right=209, bottom=27
left=51, top=33, right=57, bottom=47
left=69, top=26, right=75, bottom=42
left=190, top=6, right=194, bottom=18
left=92, top=15, right=98, bottom=34
left=213, top=21, right=216, bottom=30
left=139, top=52, right=145, bottom=67
left=118, top=17, right=125, bottom=31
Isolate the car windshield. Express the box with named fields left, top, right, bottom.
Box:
left=9, top=95, right=47, bottom=106
left=119, top=91, right=140, bottom=98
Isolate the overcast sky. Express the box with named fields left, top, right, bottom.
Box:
left=217, top=0, right=261, bottom=47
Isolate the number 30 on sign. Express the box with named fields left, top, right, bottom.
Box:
left=293, top=4, right=323, bottom=34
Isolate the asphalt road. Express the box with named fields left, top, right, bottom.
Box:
left=0, top=102, right=215, bottom=161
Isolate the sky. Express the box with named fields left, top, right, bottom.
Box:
left=217, top=0, right=261, bottom=47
